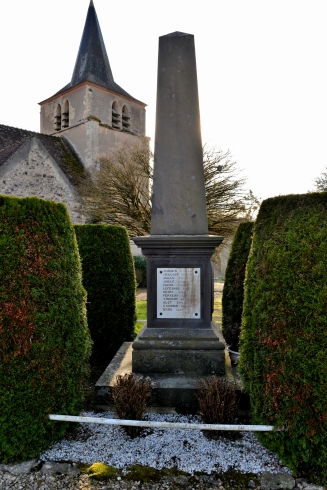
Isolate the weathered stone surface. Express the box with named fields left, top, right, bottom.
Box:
left=151, top=32, right=208, bottom=235
left=131, top=33, right=225, bottom=391
left=133, top=235, right=224, bottom=248
left=0, top=459, right=38, bottom=475
left=136, top=242, right=219, bottom=330
left=296, top=482, right=325, bottom=490
left=260, top=472, right=295, bottom=490
left=95, top=342, right=238, bottom=409
left=41, top=462, right=80, bottom=475
left=0, top=137, right=85, bottom=224
left=133, top=348, right=225, bottom=375
left=133, top=327, right=225, bottom=350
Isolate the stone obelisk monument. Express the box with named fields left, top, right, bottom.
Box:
left=133, top=32, right=225, bottom=407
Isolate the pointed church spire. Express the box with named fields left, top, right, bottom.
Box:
left=56, top=1, right=133, bottom=98
left=71, top=0, right=114, bottom=88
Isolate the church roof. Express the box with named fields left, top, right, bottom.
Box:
left=56, top=1, right=134, bottom=99
left=0, top=125, right=89, bottom=188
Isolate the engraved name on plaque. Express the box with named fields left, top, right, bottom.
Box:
left=157, top=268, right=201, bottom=319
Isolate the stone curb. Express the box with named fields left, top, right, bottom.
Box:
left=0, top=462, right=325, bottom=490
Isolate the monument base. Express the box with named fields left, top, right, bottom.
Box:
left=133, top=324, right=225, bottom=375
left=95, top=342, right=205, bottom=409
left=95, top=340, right=248, bottom=411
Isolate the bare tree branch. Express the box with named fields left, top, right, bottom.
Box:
left=80, top=140, right=259, bottom=239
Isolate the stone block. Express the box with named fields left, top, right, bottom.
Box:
left=133, top=348, right=225, bottom=375
left=0, top=459, right=38, bottom=475
left=132, top=326, right=225, bottom=375
left=260, top=473, right=295, bottom=490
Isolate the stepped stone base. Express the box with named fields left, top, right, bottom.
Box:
left=95, top=342, right=207, bottom=409
left=95, top=327, right=249, bottom=412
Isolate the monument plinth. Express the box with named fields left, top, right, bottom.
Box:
left=132, top=32, right=225, bottom=388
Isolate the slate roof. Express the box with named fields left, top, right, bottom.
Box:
left=56, top=1, right=134, bottom=100
left=0, top=124, right=89, bottom=188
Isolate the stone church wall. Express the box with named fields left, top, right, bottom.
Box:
left=0, top=138, right=85, bottom=224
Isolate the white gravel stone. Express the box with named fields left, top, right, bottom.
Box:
left=40, top=411, right=292, bottom=476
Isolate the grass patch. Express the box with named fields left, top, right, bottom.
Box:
left=135, top=297, right=222, bottom=332
left=135, top=299, right=147, bottom=335
left=136, top=300, right=147, bottom=319
left=213, top=299, right=222, bottom=323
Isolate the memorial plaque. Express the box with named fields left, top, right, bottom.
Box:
left=157, top=268, right=201, bottom=318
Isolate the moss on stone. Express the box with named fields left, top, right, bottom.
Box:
left=220, top=470, right=260, bottom=489
left=124, top=465, right=188, bottom=483
left=57, top=138, right=89, bottom=186
left=81, top=462, right=261, bottom=487
left=86, top=462, right=120, bottom=480
left=87, top=115, right=101, bottom=122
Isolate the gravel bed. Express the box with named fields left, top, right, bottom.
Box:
left=40, top=411, right=290, bottom=476
left=0, top=411, right=297, bottom=489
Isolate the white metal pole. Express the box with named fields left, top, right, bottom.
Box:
left=49, top=414, right=281, bottom=431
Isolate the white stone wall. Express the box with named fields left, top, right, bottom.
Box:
left=0, top=138, right=86, bottom=224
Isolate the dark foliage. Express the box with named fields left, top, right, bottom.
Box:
left=239, top=193, right=327, bottom=485
left=111, top=373, right=152, bottom=437
left=222, top=222, right=254, bottom=351
left=74, top=224, right=136, bottom=365
left=0, top=195, right=91, bottom=462
left=133, top=255, right=147, bottom=288
left=197, top=376, right=239, bottom=439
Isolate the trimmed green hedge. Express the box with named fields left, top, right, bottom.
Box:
left=0, top=196, right=91, bottom=462
left=74, top=225, right=136, bottom=365
left=222, top=222, right=254, bottom=351
left=133, top=255, right=147, bottom=288
left=239, top=194, right=327, bottom=484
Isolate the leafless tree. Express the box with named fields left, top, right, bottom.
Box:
left=81, top=140, right=259, bottom=239
left=313, top=167, right=327, bottom=192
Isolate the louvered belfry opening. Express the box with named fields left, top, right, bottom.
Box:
left=54, top=104, right=61, bottom=131
left=62, top=100, right=69, bottom=129
left=122, top=105, right=131, bottom=132
left=112, top=101, right=121, bottom=129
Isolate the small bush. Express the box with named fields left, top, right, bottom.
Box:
left=239, top=193, right=327, bottom=485
left=133, top=255, right=147, bottom=288
left=74, top=225, right=136, bottom=365
left=197, top=376, right=239, bottom=439
left=222, top=222, right=254, bottom=351
left=0, top=196, right=91, bottom=462
left=111, top=373, right=152, bottom=437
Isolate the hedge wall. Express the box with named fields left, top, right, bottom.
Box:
left=74, top=225, right=136, bottom=365
left=133, top=255, right=147, bottom=288
left=239, top=193, right=327, bottom=484
left=222, top=222, right=254, bottom=351
left=0, top=196, right=91, bottom=462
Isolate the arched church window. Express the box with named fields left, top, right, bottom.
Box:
left=112, top=101, right=121, bottom=129
left=54, top=103, right=61, bottom=131
left=62, top=100, right=70, bottom=128
left=122, top=105, right=131, bottom=131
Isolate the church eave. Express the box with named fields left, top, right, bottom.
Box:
left=38, top=80, right=147, bottom=107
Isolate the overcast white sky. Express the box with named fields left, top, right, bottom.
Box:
left=2, top=0, right=327, bottom=201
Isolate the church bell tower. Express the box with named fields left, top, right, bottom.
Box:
left=39, top=0, right=146, bottom=170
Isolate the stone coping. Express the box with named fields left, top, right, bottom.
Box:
left=133, top=235, right=224, bottom=248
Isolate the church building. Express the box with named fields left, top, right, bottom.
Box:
left=0, top=0, right=146, bottom=224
